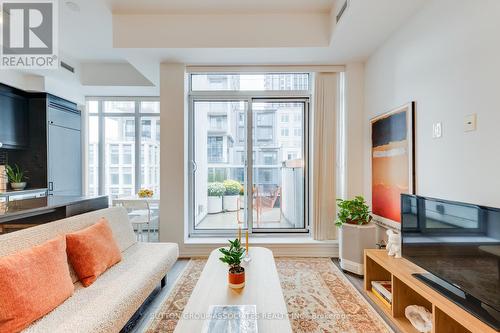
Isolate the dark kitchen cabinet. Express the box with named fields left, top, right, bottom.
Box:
left=0, top=85, right=28, bottom=149
left=7, top=91, right=82, bottom=196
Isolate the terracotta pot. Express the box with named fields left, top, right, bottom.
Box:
left=228, top=267, right=245, bottom=289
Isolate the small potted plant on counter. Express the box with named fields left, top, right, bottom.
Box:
left=223, top=179, right=240, bottom=212
left=219, top=238, right=246, bottom=289
left=6, top=164, right=28, bottom=191
left=207, top=182, right=225, bottom=214
left=335, top=196, right=376, bottom=275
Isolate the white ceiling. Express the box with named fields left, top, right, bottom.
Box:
left=54, top=0, right=429, bottom=90
left=107, top=0, right=334, bottom=14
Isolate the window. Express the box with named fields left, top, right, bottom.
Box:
left=208, top=136, right=224, bottom=163
left=104, top=101, right=134, bottom=113
left=191, top=73, right=310, bottom=91
left=122, top=144, right=132, bottom=164
left=110, top=144, right=119, bottom=165
left=209, top=115, right=227, bottom=130
left=85, top=98, right=160, bottom=200
left=189, top=73, right=310, bottom=235
left=257, top=127, right=273, bottom=141
left=122, top=167, right=133, bottom=185
left=141, top=120, right=152, bottom=139
left=262, top=152, right=277, bottom=165
left=110, top=167, right=119, bottom=185
left=256, top=112, right=273, bottom=126
left=140, top=101, right=160, bottom=113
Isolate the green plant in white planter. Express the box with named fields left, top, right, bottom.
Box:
left=335, top=196, right=376, bottom=275
left=335, top=196, right=372, bottom=227
left=207, top=182, right=225, bottom=214
left=6, top=164, right=28, bottom=191
left=223, top=180, right=241, bottom=212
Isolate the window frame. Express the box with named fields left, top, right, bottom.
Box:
left=188, top=73, right=312, bottom=237
left=85, top=96, right=160, bottom=197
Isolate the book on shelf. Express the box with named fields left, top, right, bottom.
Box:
left=371, top=288, right=391, bottom=309
left=371, top=281, right=392, bottom=302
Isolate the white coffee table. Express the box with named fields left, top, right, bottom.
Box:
left=174, top=247, right=292, bottom=332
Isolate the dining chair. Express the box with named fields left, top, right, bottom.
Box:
left=113, top=200, right=157, bottom=242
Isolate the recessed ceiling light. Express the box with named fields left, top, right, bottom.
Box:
left=65, top=1, right=80, bottom=13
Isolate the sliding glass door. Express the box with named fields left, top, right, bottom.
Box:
left=191, top=100, right=248, bottom=231
left=190, top=100, right=309, bottom=234
left=251, top=101, right=307, bottom=231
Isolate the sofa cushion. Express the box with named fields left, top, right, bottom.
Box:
left=23, top=242, right=179, bottom=333
left=0, top=236, right=74, bottom=333
left=0, top=207, right=137, bottom=283
left=66, top=218, right=122, bottom=287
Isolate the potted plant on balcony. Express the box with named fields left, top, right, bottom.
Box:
left=239, top=184, right=245, bottom=209
left=6, top=164, right=28, bottom=191
left=219, top=238, right=246, bottom=289
left=207, top=182, right=225, bottom=214
left=223, top=180, right=240, bottom=212
left=335, top=196, right=376, bottom=275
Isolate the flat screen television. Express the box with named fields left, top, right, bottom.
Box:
left=401, top=194, right=500, bottom=330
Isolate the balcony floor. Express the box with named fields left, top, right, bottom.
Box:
left=196, top=208, right=295, bottom=229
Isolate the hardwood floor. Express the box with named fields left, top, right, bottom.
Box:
left=123, top=259, right=190, bottom=333
left=331, top=258, right=401, bottom=333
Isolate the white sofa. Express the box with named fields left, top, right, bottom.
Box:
left=0, top=207, right=179, bottom=333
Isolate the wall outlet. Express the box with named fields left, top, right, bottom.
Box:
left=432, top=122, right=442, bottom=138
left=464, top=114, right=477, bottom=132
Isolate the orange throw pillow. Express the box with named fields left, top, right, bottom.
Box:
left=0, top=236, right=74, bottom=333
left=66, top=218, right=122, bottom=287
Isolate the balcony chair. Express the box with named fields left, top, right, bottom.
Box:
left=254, top=186, right=282, bottom=225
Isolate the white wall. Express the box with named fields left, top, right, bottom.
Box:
left=344, top=63, right=365, bottom=198
left=0, top=69, right=85, bottom=105
left=159, top=63, right=188, bottom=250
left=364, top=0, right=500, bottom=208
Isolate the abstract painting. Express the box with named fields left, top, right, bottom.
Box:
left=371, top=102, right=415, bottom=226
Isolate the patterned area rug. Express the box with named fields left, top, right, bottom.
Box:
left=147, top=258, right=392, bottom=333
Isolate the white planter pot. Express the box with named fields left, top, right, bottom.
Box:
left=223, top=195, right=239, bottom=212
left=10, top=182, right=27, bottom=191
left=339, top=222, right=377, bottom=275
left=207, top=196, right=223, bottom=214
left=239, top=195, right=245, bottom=209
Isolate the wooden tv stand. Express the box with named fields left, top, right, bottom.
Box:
left=364, top=249, right=497, bottom=333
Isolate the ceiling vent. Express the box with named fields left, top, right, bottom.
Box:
left=336, top=0, right=349, bottom=23
left=60, top=61, right=75, bottom=74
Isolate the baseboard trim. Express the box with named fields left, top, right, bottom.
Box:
left=179, top=241, right=339, bottom=258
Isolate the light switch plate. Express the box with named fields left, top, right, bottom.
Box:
left=433, top=122, right=442, bottom=138
left=464, top=114, right=477, bottom=132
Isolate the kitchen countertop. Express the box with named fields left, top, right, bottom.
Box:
left=0, top=188, right=48, bottom=197
left=0, top=195, right=108, bottom=222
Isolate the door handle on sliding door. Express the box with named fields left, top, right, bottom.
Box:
left=191, top=160, right=197, bottom=173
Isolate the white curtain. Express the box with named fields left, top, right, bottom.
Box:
left=312, top=72, right=338, bottom=240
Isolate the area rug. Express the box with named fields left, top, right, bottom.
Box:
left=147, top=258, right=392, bottom=333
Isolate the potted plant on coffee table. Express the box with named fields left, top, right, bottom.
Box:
left=6, top=164, right=28, bottom=191
left=223, top=179, right=240, bottom=212
left=335, top=196, right=376, bottom=275
left=207, top=182, right=225, bottom=214
left=219, top=238, right=246, bottom=289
